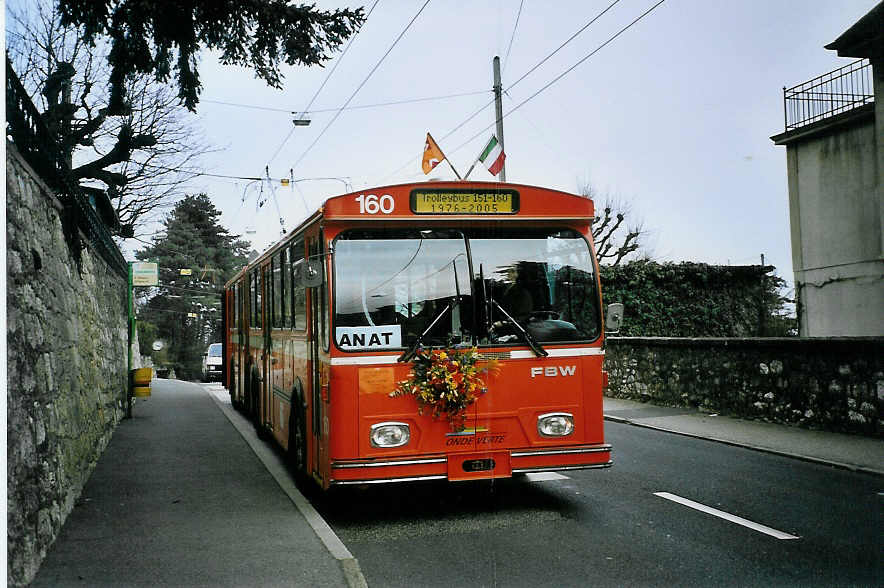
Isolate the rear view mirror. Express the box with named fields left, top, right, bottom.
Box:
left=300, top=259, right=323, bottom=287
left=605, top=303, right=624, bottom=334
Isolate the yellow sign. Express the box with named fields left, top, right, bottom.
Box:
left=131, top=368, right=152, bottom=397
left=187, top=312, right=197, bottom=318
left=179, top=268, right=192, bottom=276
left=411, top=189, right=519, bottom=214
left=131, top=262, right=158, bottom=286
left=132, top=367, right=153, bottom=385
left=133, top=386, right=151, bottom=398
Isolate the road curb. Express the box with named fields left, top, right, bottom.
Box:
left=205, top=384, right=371, bottom=588
left=340, top=558, right=369, bottom=588
left=604, top=414, right=884, bottom=477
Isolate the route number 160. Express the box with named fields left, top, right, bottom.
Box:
left=355, top=193, right=394, bottom=214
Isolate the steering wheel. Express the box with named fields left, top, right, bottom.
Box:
left=528, top=310, right=560, bottom=322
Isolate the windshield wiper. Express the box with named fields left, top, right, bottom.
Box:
left=491, top=300, right=548, bottom=357
left=398, top=301, right=454, bottom=362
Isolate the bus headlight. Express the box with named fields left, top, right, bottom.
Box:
left=537, top=413, right=574, bottom=437
left=370, top=422, right=411, bottom=448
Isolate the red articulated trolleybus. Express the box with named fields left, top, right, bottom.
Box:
left=222, top=181, right=614, bottom=489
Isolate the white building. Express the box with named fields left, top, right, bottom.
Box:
left=771, top=2, right=883, bottom=336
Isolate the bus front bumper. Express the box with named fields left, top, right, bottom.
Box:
left=329, top=443, right=612, bottom=485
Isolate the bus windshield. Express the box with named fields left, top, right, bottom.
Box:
left=333, top=228, right=600, bottom=351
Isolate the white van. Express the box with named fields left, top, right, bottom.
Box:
left=202, top=343, right=223, bottom=382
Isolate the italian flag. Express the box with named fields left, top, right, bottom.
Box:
left=477, top=135, right=506, bottom=176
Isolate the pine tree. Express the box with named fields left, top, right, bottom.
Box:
left=135, top=194, right=252, bottom=379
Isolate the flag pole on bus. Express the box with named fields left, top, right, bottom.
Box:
left=422, top=132, right=462, bottom=179
left=464, top=134, right=506, bottom=180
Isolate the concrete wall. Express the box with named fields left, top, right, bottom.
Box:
left=778, top=61, right=883, bottom=337
left=6, top=145, right=128, bottom=585
left=784, top=115, right=883, bottom=336
left=876, top=57, right=884, bottom=265
left=605, top=337, right=883, bottom=437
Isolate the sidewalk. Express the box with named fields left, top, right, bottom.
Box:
left=603, top=396, right=884, bottom=476
left=32, top=379, right=359, bottom=587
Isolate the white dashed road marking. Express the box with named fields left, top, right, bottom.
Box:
left=524, top=472, right=570, bottom=482
left=654, top=492, right=800, bottom=540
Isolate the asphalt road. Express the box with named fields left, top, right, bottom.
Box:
left=311, top=423, right=882, bottom=587
left=205, top=383, right=882, bottom=587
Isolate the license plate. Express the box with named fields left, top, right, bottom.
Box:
left=447, top=451, right=511, bottom=481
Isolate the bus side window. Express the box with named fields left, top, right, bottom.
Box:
left=233, top=285, right=238, bottom=331
left=249, top=272, right=255, bottom=327
left=290, top=240, right=306, bottom=330
left=272, top=253, right=282, bottom=328
left=252, top=271, right=262, bottom=327
left=239, top=283, right=245, bottom=330
left=238, top=283, right=244, bottom=330
left=280, top=247, right=290, bottom=328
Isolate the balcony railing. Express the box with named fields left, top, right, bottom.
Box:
left=783, top=58, right=874, bottom=131
left=6, top=58, right=128, bottom=279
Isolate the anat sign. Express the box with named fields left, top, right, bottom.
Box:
left=530, top=366, right=577, bottom=378
left=336, top=325, right=402, bottom=350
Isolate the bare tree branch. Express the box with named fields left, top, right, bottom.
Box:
left=580, top=182, right=647, bottom=266
left=7, top=0, right=212, bottom=235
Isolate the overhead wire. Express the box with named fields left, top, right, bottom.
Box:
left=452, top=0, right=667, bottom=156
left=148, top=1, right=659, bottom=247
left=416, top=0, right=665, bottom=172
left=201, top=90, right=489, bottom=115
left=288, top=0, right=432, bottom=175
left=378, top=0, right=624, bottom=183
left=506, top=0, right=621, bottom=92
left=501, top=0, right=525, bottom=73
left=241, top=1, right=381, bottom=239
left=135, top=160, right=354, bottom=185
left=265, top=0, right=381, bottom=167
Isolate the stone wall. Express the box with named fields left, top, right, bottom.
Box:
left=7, top=145, right=129, bottom=585
left=605, top=337, right=883, bottom=437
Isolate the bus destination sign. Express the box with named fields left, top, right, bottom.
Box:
left=410, top=189, right=519, bottom=215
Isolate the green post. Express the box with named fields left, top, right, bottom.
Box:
left=127, top=262, right=134, bottom=418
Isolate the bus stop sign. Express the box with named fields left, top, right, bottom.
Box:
left=132, top=262, right=158, bottom=286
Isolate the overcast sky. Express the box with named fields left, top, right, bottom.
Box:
left=145, top=1, right=878, bottom=286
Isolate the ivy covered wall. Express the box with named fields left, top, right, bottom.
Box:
left=7, top=146, right=127, bottom=585
left=600, top=261, right=795, bottom=337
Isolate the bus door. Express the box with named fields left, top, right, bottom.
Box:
left=261, top=266, right=271, bottom=431
left=237, top=283, right=246, bottom=404
left=307, top=236, right=324, bottom=481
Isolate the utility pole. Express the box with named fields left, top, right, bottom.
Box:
left=493, top=56, right=506, bottom=181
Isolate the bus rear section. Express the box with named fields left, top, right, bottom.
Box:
left=325, top=208, right=611, bottom=485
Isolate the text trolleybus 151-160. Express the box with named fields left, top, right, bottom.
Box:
left=221, top=181, right=616, bottom=489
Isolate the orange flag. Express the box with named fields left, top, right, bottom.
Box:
left=421, top=133, right=445, bottom=174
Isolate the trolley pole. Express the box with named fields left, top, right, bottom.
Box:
left=493, top=56, right=506, bottom=182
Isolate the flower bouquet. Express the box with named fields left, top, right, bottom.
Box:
left=390, top=347, right=497, bottom=431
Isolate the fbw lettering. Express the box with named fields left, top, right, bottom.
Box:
left=530, top=366, right=577, bottom=378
